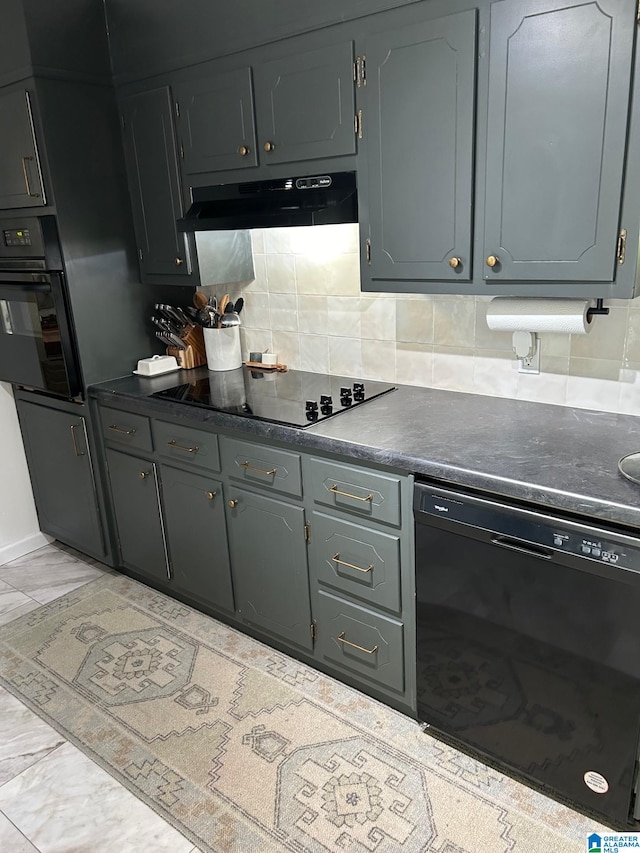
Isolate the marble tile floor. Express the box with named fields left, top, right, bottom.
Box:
left=0, top=542, right=200, bottom=853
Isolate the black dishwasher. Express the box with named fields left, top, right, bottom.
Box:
left=414, top=480, right=640, bottom=828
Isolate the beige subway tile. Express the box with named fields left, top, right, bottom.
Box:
left=299, top=335, right=329, bottom=373
left=433, top=297, right=476, bottom=348
left=361, top=297, right=395, bottom=341
left=240, top=292, right=270, bottom=330
left=568, top=357, right=622, bottom=382
left=516, top=371, right=568, bottom=406
left=250, top=229, right=265, bottom=254
left=473, top=354, right=519, bottom=398
left=263, top=228, right=292, bottom=254
left=269, top=293, right=298, bottom=332
left=539, top=354, right=571, bottom=376
left=329, top=337, right=363, bottom=376
left=327, top=296, right=362, bottom=337
left=624, top=308, right=640, bottom=364
left=361, top=339, right=396, bottom=382
left=396, top=298, right=434, bottom=344
left=271, top=331, right=300, bottom=369
left=290, top=223, right=359, bottom=255
left=474, top=301, right=513, bottom=351
left=298, top=295, right=328, bottom=335
left=569, top=304, right=628, bottom=361
left=565, top=374, right=622, bottom=413
left=432, top=347, right=476, bottom=393
left=396, top=342, right=434, bottom=387
left=265, top=254, right=296, bottom=292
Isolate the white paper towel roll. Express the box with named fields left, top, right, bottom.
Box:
left=486, top=298, right=593, bottom=335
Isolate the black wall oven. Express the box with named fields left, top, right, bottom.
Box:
left=0, top=215, right=81, bottom=400
left=414, top=479, right=640, bottom=828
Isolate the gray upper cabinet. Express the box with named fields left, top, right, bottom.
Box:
left=360, top=9, right=477, bottom=286
left=482, top=0, right=635, bottom=283
left=0, top=86, right=46, bottom=209
left=121, top=86, right=193, bottom=283
left=253, top=41, right=356, bottom=166
left=175, top=38, right=355, bottom=185
left=174, top=68, right=258, bottom=177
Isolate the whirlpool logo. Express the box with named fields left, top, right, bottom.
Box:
left=433, top=505, right=449, bottom=513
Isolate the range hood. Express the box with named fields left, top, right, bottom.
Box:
left=177, top=171, right=357, bottom=232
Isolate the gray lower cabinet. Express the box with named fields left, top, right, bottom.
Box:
left=120, top=86, right=193, bottom=284
left=225, top=486, right=312, bottom=650
left=105, top=447, right=170, bottom=584
left=16, top=398, right=105, bottom=559
left=159, top=464, right=234, bottom=612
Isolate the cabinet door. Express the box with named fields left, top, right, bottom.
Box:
left=105, top=448, right=170, bottom=583
left=361, top=10, right=476, bottom=283
left=0, top=88, right=46, bottom=209
left=175, top=68, right=258, bottom=178
left=254, top=41, right=356, bottom=165
left=483, top=0, right=635, bottom=282
left=121, top=87, right=192, bottom=280
left=160, top=465, right=234, bottom=612
left=226, top=488, right=312, bottom=649
left=17, top=401, right=105, bottom=558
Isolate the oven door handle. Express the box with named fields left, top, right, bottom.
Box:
left=490, top=535, right=554, bottom=560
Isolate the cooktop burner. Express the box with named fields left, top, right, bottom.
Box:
left=151, top=367, right=396, bottom=428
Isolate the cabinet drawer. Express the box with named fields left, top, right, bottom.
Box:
left=221, top=437, right=302, bottom=497
left=314, top=590, right=404, bottom=693
left=311, top=511, right=401, bottom=613
left=153, top=420, right=220, bottom=472
left=309, top=458, right=401, bottom=526
left=99, top=407, right=152, bottom=452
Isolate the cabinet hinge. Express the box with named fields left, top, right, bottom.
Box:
left=354, top=110, right=363, bottom=140
left=365, top=237, right=372, bottom=266
left=304, top=521, right=311, bottom=542
left=310, top=621, right=317, bottom=643
left=617, top=228, right=627, bottom=264
left=354, top=55, right=367, bottom=87
left=138, top=248, right=144, bottom=262
left=174, top=100, right=180, bottom=119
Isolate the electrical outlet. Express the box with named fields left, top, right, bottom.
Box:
left=519, top=348, right=540, bottom=374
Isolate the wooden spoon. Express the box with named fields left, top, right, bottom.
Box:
left=193, top=290, right=209, bottom=310
left=217, top=294, right=230, bottom=327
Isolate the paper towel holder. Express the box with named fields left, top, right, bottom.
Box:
left=586, top=298, right=609, bottom=321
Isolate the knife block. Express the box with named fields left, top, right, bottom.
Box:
left=166, top=324, right=206, bottom=370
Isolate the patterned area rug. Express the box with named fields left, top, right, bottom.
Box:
left=0, top=573, right=603, bottom=852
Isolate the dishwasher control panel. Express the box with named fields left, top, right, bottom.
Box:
left=415, top=484, right=640, bottom=574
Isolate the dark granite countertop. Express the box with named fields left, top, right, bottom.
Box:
left=89, top=368, right=640, bottom=531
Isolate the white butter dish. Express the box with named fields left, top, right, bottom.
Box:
left=133, top=354, right=180, bottom=377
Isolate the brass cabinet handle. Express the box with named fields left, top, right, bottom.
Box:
left=332, top=554, right=373, bottom=573
left=329, top=485, right=373, bottom=502
left=21, top=156, right=39, bottom=197
left=167, top=439, right=199, bottom=454
left=206, top=491, right=216, bottom=501
left=337, top=631, right=378, bottom=655
left=228, top=499, right=239, bottom=508
left=486, top=255, right=500, bottom=268
left=109, top=424, right=137, bottom=436
left=241, top=460, right=277, bottom=476
left=448, top=257, right=461, bottom=269
left=69, top=423, right=86, bottom=457
left=263, top=141, right=275, bottom=152
left=139, top=471, right=150, bottom=479
left=174, top=257, right=184, bottom=266
left=238, top=145, right=250, bottom=156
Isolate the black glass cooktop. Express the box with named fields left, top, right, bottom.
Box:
left=151, top=367, right=396, bottom=429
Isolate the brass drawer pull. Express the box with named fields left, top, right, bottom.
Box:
left=168, top=439, right=199, bottom=454
left=241, top=460, right=277, bottom=476
left=206, top=491, right=216, bottom=501
left=337, top=631, right=378, bottom=655
left=329, top=485, right=373, bottom=502
left=332, top=554, right=373, bottom=574
left=108, top=424, right=137, bottom=436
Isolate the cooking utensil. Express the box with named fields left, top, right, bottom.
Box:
left=193, top=291, right=209, bottom=310
left=234, top=297, right=244, bottom=315
left=220, top=311, right=240, bottom=327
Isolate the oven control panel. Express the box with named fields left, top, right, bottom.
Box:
left=3, top=228, right=32, bottom=247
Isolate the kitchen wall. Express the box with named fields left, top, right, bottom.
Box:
left=0, top=383, right=50, bottom=564
left=205, top=223, right=640, bottom=416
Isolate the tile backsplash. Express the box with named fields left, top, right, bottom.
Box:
left=199, top=223, right=640, bottom=416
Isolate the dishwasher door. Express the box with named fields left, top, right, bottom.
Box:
left=414, top=481, right=640, bottom=828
